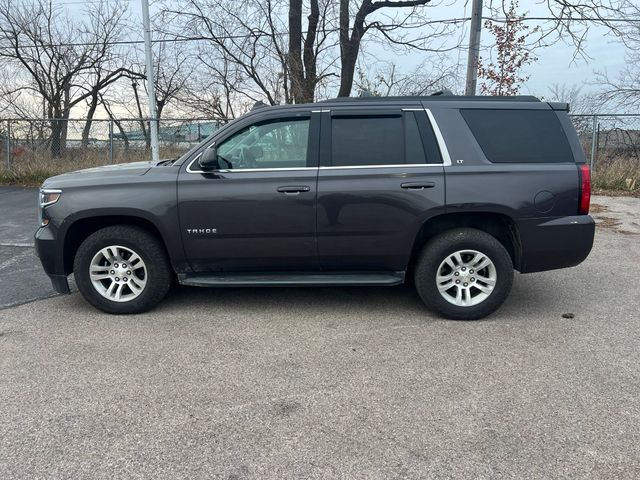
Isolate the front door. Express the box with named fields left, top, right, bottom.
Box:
left=178, top=112, right=320, bottom=272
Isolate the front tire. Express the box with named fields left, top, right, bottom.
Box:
left=414, top=228, right=513, bottom=320
left=73, top=225, right=172, bottom=314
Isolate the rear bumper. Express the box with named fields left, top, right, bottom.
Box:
left=517, top=215, right=595, bottom=273
left=35, top=226, right=70, bottom=294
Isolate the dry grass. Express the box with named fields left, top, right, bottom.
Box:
left=592, top=156, right=640, bottom=197
left=0, top=148, right=184, bottom=186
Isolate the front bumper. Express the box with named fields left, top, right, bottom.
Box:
left=35, top=226, right=70, bottom=294
left=517, top=215, right=595, bottom=273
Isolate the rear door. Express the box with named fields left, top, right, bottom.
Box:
left=316, top=107, right=446, bottom=272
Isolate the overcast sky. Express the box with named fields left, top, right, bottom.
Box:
left=74, top=0, right=629, bottom=101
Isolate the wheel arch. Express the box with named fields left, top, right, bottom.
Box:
left=62, top=214, right=174, bottom=275
left=407, top=212, right=522, bottom=276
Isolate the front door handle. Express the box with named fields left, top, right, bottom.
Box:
left=277, top=185, right=311, bottom=195
left=401, top=182, right=436, bottom=190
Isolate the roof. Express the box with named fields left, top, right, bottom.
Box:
left=245, top=95, right=547, bottom=115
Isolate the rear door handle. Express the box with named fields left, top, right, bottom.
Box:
left=401, top=182, right=436, bottom=190
left=277, top=185, right=311, bottom=195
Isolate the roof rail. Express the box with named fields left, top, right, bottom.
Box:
left=319, top=95, right=540, bottom=103
left=430, top=89, right=454, bottom=96
left=251, top=101, right=268, bottom=111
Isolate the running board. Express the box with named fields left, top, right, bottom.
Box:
left=179, top=271, right=405, bottom=287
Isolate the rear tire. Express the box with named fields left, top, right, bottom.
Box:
left=73, top=225, right=172, bottom=314
left=414, top=228, right=513, bottom=320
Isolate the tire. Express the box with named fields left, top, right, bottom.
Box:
left=414, top=228, right=513, bottom=320
left=73, top=225, right=172, bottom=314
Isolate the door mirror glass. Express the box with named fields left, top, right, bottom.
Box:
left=198, top=147, right=219, bottom=170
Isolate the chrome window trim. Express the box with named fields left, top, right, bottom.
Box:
left=186, top=154, right=317, bottom=174
left=424, top=108, right=452, bottom=166
left=319, top=164, right=443, bottom=170
left=186, top=107, right=453, bottom=172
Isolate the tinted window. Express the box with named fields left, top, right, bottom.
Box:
left=217, top=118, right=309, bottom=169
left=331, top=116, right=404, bottom=166
left=405, top=112, right=427, bottom=164
left=461, top=109, right=574, bottom=163
left=413, top=111, right=443, bottom=164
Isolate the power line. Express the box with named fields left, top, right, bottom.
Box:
left=52, top=0, right=135, bottom=5
left=0, top=16, right=636, bottom=51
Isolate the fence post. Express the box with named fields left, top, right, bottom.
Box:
left=590, top=114, right=598, bottom=172
left=5, top=119, right=10, bottom=170
left=108, top=119, right=114, bottom=164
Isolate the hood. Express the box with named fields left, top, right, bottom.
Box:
left=42, top=160, right=157, bottom=188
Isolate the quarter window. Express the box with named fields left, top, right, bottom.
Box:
left=461, top=109, right=574, bottom=163
left=216, top=118, right=310, bottom=169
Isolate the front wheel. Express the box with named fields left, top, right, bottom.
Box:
left=414, top=228, right=514, bottom=320
left=73, top=225, right=172, bottom=314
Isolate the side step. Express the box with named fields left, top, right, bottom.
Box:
left=179, top=271, right=405, bottom=287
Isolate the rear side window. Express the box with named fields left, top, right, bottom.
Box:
left=461, top=109, right=574, bottom=163
left=330, top=112, right=439, bottom=166
left=331, top=115, right=403, bottom=166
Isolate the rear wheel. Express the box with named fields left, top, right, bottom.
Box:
left=414, top=228, right=513, bottom=320
left=73, top=225, right=172, bottom=314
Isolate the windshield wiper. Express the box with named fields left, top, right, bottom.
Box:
left=157, top=158, right=178, bottom=166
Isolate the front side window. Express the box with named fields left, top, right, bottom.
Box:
left=215, top=118, right=310, bottom=169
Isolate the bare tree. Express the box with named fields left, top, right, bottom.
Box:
left=161, top=0, right=337, bottom=106
left=546, top=83, right=601, bottom=138
left=337, top=0, right=443, bottom=97
left=596, top=56, right=640, bottom=112
left=487, top=0, right=633, bottom=56
left=594, top=2, right=640, bottom=112
left=0, top=0, right=130, bottom=156
left=175, top=56, right=249, bottom=121
left=355, top=58, right=458, bottom=96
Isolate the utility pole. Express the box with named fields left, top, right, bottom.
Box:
left=141, top=0, right=159, bottom=162
left=464, top=0, right=483, bottom=96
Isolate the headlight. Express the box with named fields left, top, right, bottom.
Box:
left=40, top=188, right=62, bottom=207
left=39, top=188, right=62, bottom=226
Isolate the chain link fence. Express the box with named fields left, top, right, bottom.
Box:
left=1, top=114, right=639, bottom=191
left=0, top=117, right=226, bottom=174
left=570, top=114, right=640, bottom=191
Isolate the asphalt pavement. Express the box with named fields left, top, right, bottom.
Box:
left=0, top=187, right=60, bottom=308
left=0, top=188, right=639, bottom=478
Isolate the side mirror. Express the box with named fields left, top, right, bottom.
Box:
left=198, top=147, right=219, bottom=170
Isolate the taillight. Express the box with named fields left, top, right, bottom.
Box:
left=578, top=164, right=591, bottom=215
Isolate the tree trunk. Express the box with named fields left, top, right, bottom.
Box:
left=338, top=0, right=363, bottom=98
left=288, top=0, right=304, bottom=103
left=132, top=81, right=150, bottom=149
left=81, top=91, right=99, bottom=149
left=49, top=118, right=63, bottom=158
left=301, top=0, right=319, bottom=102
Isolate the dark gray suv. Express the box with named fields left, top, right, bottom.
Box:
left=35, top=95, right=595, bottom=320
